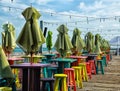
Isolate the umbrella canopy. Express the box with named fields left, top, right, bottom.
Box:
left=85, top=32, right=95, bottom=53
left=16, top=7, right=45, bottom=56
left=71, top=28, right=85, bottom=53
left=46, top=30, right=53, bottom=53
left=54, top=24, right=73, bottom=57
left=94, top=34, right=102, bottom=54
left=101, top=39, right=110, bottom=52
left=1, top=23, right=16, bottom=56
left=0, top=46, right=14, bottom=78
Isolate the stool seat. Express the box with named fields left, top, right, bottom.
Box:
left=0, top=87, right=12, bottom=91
left=54, top=74, right=67, bottom=77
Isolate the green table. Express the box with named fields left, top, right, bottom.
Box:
left=50, top=58, right=77, bottom=73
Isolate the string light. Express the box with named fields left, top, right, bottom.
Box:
left=11, top=0, right=13, bottom=3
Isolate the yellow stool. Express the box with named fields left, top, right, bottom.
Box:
left=54, top=74, right=68, bottom=91
left=79, top=63, right=88, bottom=82
left=0, top=87, right=12, bottom=91
left=12, top=69, right=21, bottom=88
left=72, top=66, right=83, bottom=88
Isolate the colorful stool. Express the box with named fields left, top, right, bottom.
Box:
left=72, top=66, right=83, bottom=88
left=64, top=68, right=76, bottom=91
left=40, top=78, right=55, bottom=91
left=89, top=60, right=96, bottom=75
left=0, top=87, right=12, bottom=91
left=102, top=56, right=107, bottom=67
left=54, top=74, right=68, bottom=91
left=85, top=62, right=92, bottom=79
left=96, top=60, right=104, bottom=74
left=78, top=63, right=88, bottom=81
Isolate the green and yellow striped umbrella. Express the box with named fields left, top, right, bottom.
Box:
left=85, top=32, right=95, bottom=53
left=2, top=23, right=16, bottom=56
left=0, top=46, right=14, bottom=78
left=46, top=31, right=53, bottom=53
left=54, top=24, right=73, bottom=57
left=16, top=7, right=45, bottom=55
left=94, top=34, right=102, bottom=54
left=71, top=28, right=85, bottom=53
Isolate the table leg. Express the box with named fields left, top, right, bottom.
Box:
left=29, top=68, right=41, bottom=91
left=22, top=68, right=28, bottom=91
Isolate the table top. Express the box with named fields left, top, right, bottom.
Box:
left=10, top=63, right=51, bottom=68
left=82, top=54, right=98, bottom=57
left=8, top=57, right=24, bottom=61
left=21, top=55, right=45, bottom=58
left=50, top=58, right=77, bottom=62
left=44, top=54, right=56, bottom=56
left=69, top=55, right=88, bottom=59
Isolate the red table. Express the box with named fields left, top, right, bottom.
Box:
left=68, top=55, right=88, bottom=66
left=10, top=63, right=51, bottom=91
left=8, top=57, right=24, bottom=65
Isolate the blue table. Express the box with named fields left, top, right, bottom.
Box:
left=44, top=54, right=56, bottom=59
left=50, top=58, right=77, bottom=73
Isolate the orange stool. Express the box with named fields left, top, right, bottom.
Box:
left=85, top=62, right=92, bottom=79
left=106, top=54, right=110, bottom=63
left=64, top=68, right=76, bottom=91
left=89, top=60, right=96, bottom=75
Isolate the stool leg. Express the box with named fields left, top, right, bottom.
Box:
left=62, top=78, right=67, bottom=91
left=101, top=62, right=104, bottom=74
left=78, top=69, right=83, bottom=88
left=54, top=78, right=60, bottom=91
left=50, top=82, right=54, bottom=91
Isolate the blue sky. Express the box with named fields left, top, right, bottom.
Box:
left=0, top=0, right=120, bottom=46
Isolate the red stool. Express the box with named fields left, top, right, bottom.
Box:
left=106, top=54, right=110, bottom=63
left=85, top=62, right=92, bottom=79
left=64, top=68, right=76, bottom=91
left=89, top=60, right=96, bottom=75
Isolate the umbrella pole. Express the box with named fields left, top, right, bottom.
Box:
left=30, top=52, right=33, bottom=64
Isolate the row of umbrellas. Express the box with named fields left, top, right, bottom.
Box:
left=0, top=6, right=110, bottom=80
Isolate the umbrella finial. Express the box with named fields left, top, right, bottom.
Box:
left=31, top=3, right=32, bottom=7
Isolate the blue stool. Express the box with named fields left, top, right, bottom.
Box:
left=102, top=56, right=107, bottom=67
left=41, top=65, right=58, bottom=91
left=96, top=60, right=104, bottom=74
left=40, top=78, right=55, bottom=91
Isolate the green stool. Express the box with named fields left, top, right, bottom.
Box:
left=96, top=60, right=104, bottom=74
left=102, top=56, right=107, bottom=67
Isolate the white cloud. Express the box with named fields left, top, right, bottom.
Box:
left=79, top=1, right=105, bottom=13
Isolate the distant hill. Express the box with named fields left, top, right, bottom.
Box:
left=109, top=36, right=120, bottom=45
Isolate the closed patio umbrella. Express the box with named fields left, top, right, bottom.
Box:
left=54, top=24, right=73, bottom=57
left=85, top=32, right=95, bottom=53
left=46, top=30, right=53, bottom=53
left=16, top=7, right=45, bottom=63
left=94, top=34, right=102, bottom=54
left=71, top=28, right=85, bottom=55
left=1, top=23, right=16, bottom=57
